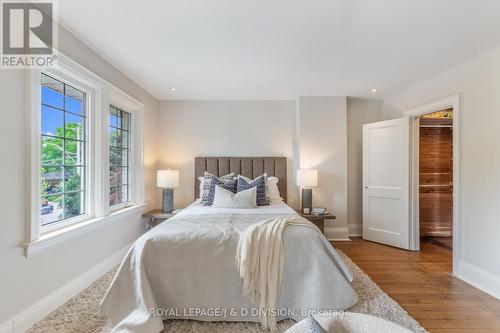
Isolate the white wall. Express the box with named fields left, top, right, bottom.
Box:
left=382, top=46, right=500, bottom=299
left=297, top=97, right=349, bottom=238
left=0, top=25, right=159, bottom=327
left=157, top=100, right=298, bottom=208
left=346, top=98, right=383, bottom=235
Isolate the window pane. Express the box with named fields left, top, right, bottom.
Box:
left=41, top=105, right=63, bottom=137
left=41, top=194, right=63, bottom=225
left=118, top=185, right=128, bottom=203
left=120, top=149, right=128, bottom=166
left=64, top=140, right=85, bottom=166
left=41, top=166, right=63, bottom=195
left=64, top=191, right=83, bottom=219
left=110, top=167, right=118, bottom=187
left=114, top=167, right=125, bottom=186
left=109, top=127, right=121, bottom=147
left=110, top=108, right=118, bottom=128
left=115, top=110, right=122, bottom=128
left=64, top=167, right=84, bottom=192
left=121, top=130, right=129, bottom=148
left=122, top=112, right=130, bottom=131
left=120, top=167, right=128, bottom=185
left=41, top=136, right=63, bottom=165
left=65, top=113, right=85, bottom=140
left=109, top=187, right=118, bottom=206
left=109, top=167, right=128, bottom=188
left=109, top=147, right=121, bottom=166
left=64, top=86, right=84, bottom=115
left=41, top=75, right=64, bottom=109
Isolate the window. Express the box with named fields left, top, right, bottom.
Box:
left=109, top=106, right=131, bottom=206
left=26, top=54, right=145, bottom=257
left=40, top=73, right=87, bottom=226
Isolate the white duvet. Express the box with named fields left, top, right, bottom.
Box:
left=101, top=201, right=358, bottom=333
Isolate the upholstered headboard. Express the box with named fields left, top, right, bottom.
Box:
left=194, top=157, right=287, bottom=202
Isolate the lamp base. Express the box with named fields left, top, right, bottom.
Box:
left=162, top=188, right=174, bottom=213
left=301, top=188, right=312, bottom=213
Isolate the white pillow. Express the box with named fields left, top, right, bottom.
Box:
left=266, top=176, right=283, bottom=201
left=212, top=185, right=257, bottom=209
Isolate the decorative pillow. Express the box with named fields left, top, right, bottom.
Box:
left=267, top=176, right=282, bottom=201
left=201, top=171, right=234, bottom=204
left=237, top=174, right=268, bottom=206
left=239, top=173, right=274, bottom=204
left=212, top=185, right=257, bottom=209
left=204, top=177, right=238, bottom=206
left=305, top=314, right=327, bottom=333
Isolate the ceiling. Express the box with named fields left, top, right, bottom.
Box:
left=59, top=0, right=500, bottom=100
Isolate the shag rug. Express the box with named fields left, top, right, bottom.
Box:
left=27, top=252, right=427, bottom=333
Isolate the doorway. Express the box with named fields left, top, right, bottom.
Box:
left=405, top=94, right=461, bottom=275
left=417, top=110, right=453, bottom=253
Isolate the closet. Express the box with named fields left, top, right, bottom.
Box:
left=419, top=110, right=453, bottom=240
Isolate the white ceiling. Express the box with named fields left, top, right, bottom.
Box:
left=59, top=0, right=500, bottom=100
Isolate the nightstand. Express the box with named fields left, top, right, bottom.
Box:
left=142, top=209, right=182, bottom=229
left=297, top=211, right=336, bottom=234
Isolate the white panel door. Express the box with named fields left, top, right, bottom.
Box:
left=362, top=117, right=410, bottom=249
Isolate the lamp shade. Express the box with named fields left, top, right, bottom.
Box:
left=297, top=169, right=318, bottom=187
left=157, top=170, right=179, bottom=188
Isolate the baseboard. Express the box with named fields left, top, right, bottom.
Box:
left=458, top=261, right=500, bottom=300
left=325, top=227, right=350, bottom=241
left=0, top=243, right=131, bottom=333
left=347, top=223, right=362, bottom=237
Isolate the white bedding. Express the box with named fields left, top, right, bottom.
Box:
left=101, top=201, right=358, bottom=333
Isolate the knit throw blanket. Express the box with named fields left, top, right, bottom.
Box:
left=235, top=217, right=320, bottom=330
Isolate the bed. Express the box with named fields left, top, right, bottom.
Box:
left=101, top=157, right=358, bottom=333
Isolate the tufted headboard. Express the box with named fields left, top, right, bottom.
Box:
left=194, top=157, right=287, bottom=203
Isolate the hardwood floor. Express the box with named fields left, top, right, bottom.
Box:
left=421, top=236, right=453, bottom=250
left=334, top=238, right=500, bottom=333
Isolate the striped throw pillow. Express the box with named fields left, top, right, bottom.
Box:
left=201, top=171, right=235, bottom=204
left=237, top=174, right=268, bottom=206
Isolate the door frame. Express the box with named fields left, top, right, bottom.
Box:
left=404, top=94, right=461, bottom=275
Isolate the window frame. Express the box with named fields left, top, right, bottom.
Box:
left=108, top=105, right=131, bottom=210
left=106, top=88, right=144, bottom=215
left=39, top=72, right=92, bottom=233
left=25, top=53, right=145, bottom=257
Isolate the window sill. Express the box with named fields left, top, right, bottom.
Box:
left=23, top=203, right=146, bottom=257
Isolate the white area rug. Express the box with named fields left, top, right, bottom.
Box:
left=27, top=252, right=427, bottom=332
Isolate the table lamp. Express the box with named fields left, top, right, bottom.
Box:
left=297, top=168, right=318, bottom=213
left=157, top=169, right=179, bottom=213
